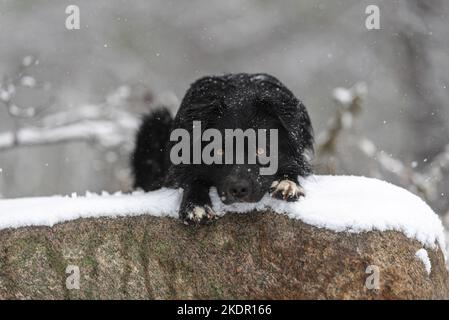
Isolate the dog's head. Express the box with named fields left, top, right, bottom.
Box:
left=174, top=73, right=314, bottom=204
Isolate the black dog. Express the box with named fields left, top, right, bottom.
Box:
left=132, top=73, right=313, bottom=224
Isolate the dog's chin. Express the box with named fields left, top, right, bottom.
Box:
left=219, top=194, right=265, bottom=205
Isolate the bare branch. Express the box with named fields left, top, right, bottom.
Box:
left=0, top=118, right=139, bottom=151
left=356, top=136, right=449, bottom=202
left=422, top=144, right=449, bottom=186
left=0, top=58, right=140, bottom=152
left=316, top=83, right=367, bottom=156
left=356, top=136, right=432, bottom=197
left=0, top=55, right=54, bottom=120
left=315, top=83, right=367, bottom=173
left=315, top=82, right=448, bottom=206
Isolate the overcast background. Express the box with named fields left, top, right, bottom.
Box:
left=0, top=0, right=448, bottom=215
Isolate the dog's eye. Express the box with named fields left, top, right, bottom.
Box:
left=256, top=147, right=265, bottom=155
left=216, top=148, right=224, bottom=156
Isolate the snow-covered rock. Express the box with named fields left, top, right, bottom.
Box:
left=0, top=175, right=447, bottom=299
left=0, top=210, right=448, bottom=299
left=415, top=248, right=432, bottom=275
left=0, top=175, right=445, bottom=253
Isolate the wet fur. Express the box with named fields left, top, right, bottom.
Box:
left=132, top=73, right=314, bottom=224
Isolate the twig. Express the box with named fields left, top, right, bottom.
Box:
left=317, top=83, right=448, bottom=205
left=315, top=83, right=367, bottom=173
left=0, top=58, right=139, bottom=152
left=0, top=119, right=139, bottom=152
left=317, top=83, right=367, bottom=155
left=0, top=55, right=53, bottom=119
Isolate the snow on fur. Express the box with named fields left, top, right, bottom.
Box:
left=0, top=175, right=445, bottom=253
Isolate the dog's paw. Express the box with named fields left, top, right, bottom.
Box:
left=270, top=180, right=305, bottom=202
left=182, top=205, right=217, bottom=225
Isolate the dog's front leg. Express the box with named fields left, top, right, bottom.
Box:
left=179, top=181, right=216, bottom=225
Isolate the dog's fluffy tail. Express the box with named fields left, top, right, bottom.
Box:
left=131, top=108, right=173, bottom=191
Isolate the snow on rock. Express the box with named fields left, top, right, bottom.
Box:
left=415, top=248, right=432, bottom=275
left=445, top=230, right=449, bottom=265
left=210, top=175, right=446, bottom=252
left=0, top=188, right=182, bottom=229
left=0, top=175, right=445, bottom=253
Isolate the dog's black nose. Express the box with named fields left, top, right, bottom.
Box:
left=226, top=179, right=251, bottom=200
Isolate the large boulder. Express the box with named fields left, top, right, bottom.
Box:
left=0, top=211, right=447, bottom=299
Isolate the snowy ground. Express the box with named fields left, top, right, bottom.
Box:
left=0, top=175, right=445, bottom=255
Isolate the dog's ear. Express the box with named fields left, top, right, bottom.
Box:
left=277, top=99, right=314, bottom=156
left=258, top=87, right=314, bottom=161
left=177, top=76, right=227, bottom=127
left=251, top=74, right=314, bottom=159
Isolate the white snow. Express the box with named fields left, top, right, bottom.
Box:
left=20, top=76, right=36, bottom=88
left=415, top=248, right=431, bottom=275
left=332, top=87, right=353, bottom=105
left=209, top=175, right=446, bottom=252
left=445, top=230, right=449, bottom=266
left=0, top=188, right=182, bottom=229
left=0, top=175, right=445, bottom=255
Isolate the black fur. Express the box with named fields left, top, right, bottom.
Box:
left=132, top=108, right=173, bottom=191
left=132, top=73, right=314, bottom=224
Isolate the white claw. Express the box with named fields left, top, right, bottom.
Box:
left=270, top=179, right=305, bottom=200
left=186, top=205, right=216, bottom=223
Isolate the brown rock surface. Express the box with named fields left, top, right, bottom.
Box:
left=0, top=211, right=447, bottom=299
